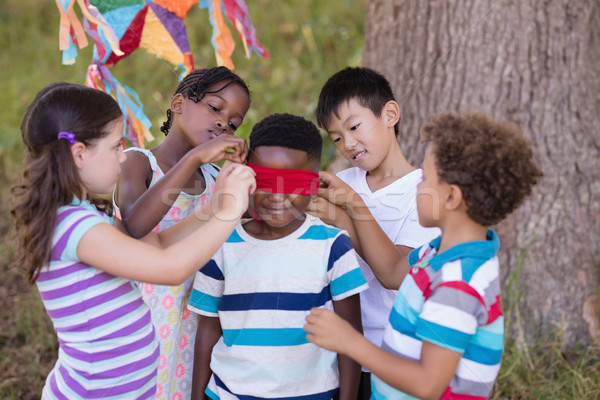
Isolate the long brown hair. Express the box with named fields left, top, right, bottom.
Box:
left=11, top=82, right=123, bottom=284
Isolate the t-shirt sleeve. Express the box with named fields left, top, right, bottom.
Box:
left=327, top=233, right=368, bottom=301
left=188, top=253, right=224, bottom=317
left=60, top=207, right=111, bottom=261
left=414, top=281, right=488, bottom=353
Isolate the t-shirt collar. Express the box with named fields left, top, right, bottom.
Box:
left=425, top=229, right=500, bottom=271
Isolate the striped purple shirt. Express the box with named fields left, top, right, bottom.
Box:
left=38, top=200, right=158, bottom=399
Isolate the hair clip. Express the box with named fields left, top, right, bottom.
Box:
left=57, top=131, right=76, bottom=145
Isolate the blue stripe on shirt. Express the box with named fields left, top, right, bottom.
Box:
left=330, top=268, right=366, bottom=297
left=463, top=342, right=503, bottom=365
left=189, top=290, right=221, bottom=313
left=388, top=307, right=418, bottom=339
left=219, top=288, right=330, bottom=311
left=327, top=234, right=353, bottom=271
left=222, top=328, right=308, bottom=346
left=415, top=318, right=472, bottom=353
left=226, top=229, right=244, bottom=243
left=201, top=260, right=224, bottom=280
left=298, top=224, right=340, bottom=240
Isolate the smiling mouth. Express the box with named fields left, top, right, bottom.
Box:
left=263, top=207, right=287, bottom=214
left=352, top=151, right=366, bottom=160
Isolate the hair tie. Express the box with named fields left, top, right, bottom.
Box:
left=57, top=131, right=76, bottom=145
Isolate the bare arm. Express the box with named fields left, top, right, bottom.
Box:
left=318, top=171, right=410, bottom=289
left=191, top=316, right=222, bottom=400
left=116, top=135, right=248, bottom=238
left=304, top=308, right=460, bottom=400
left=79, top=162, right=255, bottom=285
left=332, top=295, right=362, bottom=400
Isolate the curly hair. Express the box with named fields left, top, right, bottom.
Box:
left=160, top=66, right=250, bottom=135
left=249, top=113, right=322, bottom=163
left=316, top=66, right=399, bottom=136
left=420, top=112, right=543, bottom=226
left=12, top=82, right=122, bottom=284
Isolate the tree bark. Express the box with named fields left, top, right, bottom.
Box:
left=360, top=0, right=600, bottom=348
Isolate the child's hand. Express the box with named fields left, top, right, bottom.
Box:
left=317, top=171, right=361, bottom=211
left=304, top=307, right=359, bottom=355
left=306, top=196, right=341, bottom=226
left=213, top=161, right=255, bottom=221
left=193, top=134, right=249, bottom=164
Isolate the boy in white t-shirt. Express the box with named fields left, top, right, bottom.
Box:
left=307, top=66, right=439, bottom=398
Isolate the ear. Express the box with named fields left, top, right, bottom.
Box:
left=170, top=93, right=185, bottom=115
left=445, top=184, right=464, bottom=211
left=382, top=100, right=401, bottom=127
left=70, top=142, right=87, bottom=169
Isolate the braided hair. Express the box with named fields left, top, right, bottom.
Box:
left=160, top=67, right=250, bottom=135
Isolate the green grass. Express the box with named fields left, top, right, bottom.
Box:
left=1, top=0, right=599, bottom=399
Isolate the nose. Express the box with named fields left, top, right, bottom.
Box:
left=268, top=192, right=286, bottom=202
left=344, top=136, right=357, bottom=152
left=216, top=120, right=227, bottom=133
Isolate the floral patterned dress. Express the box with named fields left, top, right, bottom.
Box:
left=114, top=148, right=218, bottom=400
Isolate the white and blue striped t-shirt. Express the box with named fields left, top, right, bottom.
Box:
left=188, top=215, right=368, bottom=400
left=38, top=199, right=159, bottom=400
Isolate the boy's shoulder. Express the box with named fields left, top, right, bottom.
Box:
left=337, top=167, right=423, bottom=193
left=300, top=214, right=348, bottom=241
left=417, top=230, right=501, bottom=285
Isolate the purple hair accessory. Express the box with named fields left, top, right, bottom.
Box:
left=57, top=131, right=76, bottom=145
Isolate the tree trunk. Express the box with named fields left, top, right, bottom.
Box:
left=360, top=0, right=600, bottom=348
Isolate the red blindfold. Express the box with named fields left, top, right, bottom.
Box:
left=247, top=163, right=319, bottom=195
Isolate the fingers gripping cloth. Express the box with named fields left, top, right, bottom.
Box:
left=247, top=163, right=319, bottom=195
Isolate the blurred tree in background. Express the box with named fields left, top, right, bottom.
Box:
left=362, top=0, right=600, bottom=350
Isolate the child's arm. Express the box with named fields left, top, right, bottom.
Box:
left=191, top=316, right=222, bottom=400
left=116, top=135, right=248, bottom=238
left=318, top=171, right=410, bottom=289
left=79, top=162, right=254, bottom=285
left=305, top=308, right=460, bottom=400
left=332, top=295, right=362, bottom=400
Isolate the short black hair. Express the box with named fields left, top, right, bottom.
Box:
left=249, top=113, right=322, bottom=163
left=421, top=112, right=543, bottom=226
left=316, top=66, right=399, bottom=136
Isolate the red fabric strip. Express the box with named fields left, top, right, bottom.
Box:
left=247, top=163, right=319, bottom=195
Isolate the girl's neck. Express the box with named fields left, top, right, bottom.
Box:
left=151, top=132, right=193, bottom=169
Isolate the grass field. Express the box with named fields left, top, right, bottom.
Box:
left=1, top=1, right=598, bottom=399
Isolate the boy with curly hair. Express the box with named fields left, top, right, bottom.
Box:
left=304, top=112, right=542, bottom=399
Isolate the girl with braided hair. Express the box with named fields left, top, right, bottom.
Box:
left=114, top=66, right=251, bottom=400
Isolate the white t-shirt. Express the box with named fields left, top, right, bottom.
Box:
left=337, top=167, right=440, bottom=353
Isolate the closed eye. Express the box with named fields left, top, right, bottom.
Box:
left=205, top=102, right=220, bottom=113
